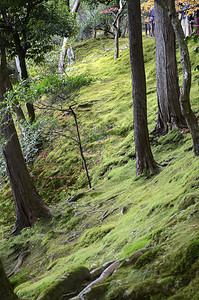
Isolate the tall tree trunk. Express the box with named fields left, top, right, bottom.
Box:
left=154, top=0, right=185, bottom=135
left=1, top=48, right=26, bottom=122
left=0, top=259, right=18, bottom=300
left=156, top=0, right=199, bottom=155
left=58, top=0, right=81, bottom=73
left=127, top=0, right=158, bottom=175
left=0, top=40, right=52, bottom=236
left=18, top=51, right=35, bottom=124
left=13, top=32, right=35, bottom=123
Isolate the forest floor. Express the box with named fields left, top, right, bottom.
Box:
left=0, top=34, right=199, bottom=299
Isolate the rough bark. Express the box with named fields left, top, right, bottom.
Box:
left=154, top=0, right=185, bottom=135
left=156, top=0, right=199, bottom=155
left=0, top=259, right=18, bottom=300
left=58, top=0, right=81, bottom=73
left=128, top=0, right=158, bottom=175
left=0, top=42, right=52, bottom=236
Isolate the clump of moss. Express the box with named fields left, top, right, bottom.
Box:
left=86, top=283, right=109, bottom=300
left=120, top=234, right=152, bottom=258
left=174, top=235, right=199, bottom=275
left=37, top=266, right=91, bottom=300
left=134, top=248, right=160, bottom=269
left=126, top=277, right=174, bottom=299
left=79, top=225, right=114, bottom=247
left=10, top=268, right=30, bottom=289
left=178, top=192, right=198, bottom=210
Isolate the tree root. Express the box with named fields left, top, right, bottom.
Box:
left=73, top=259, right=123, bottom=299
left=8, top=250, right=30, bottom=278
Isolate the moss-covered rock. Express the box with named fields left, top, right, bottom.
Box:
left=37, top=266, right=91, bottom=300
left=124, top=277, right=174, bottom=299
left=174, top=235, right=199, bottom=275
left=85, top=283, right=109, bottom=300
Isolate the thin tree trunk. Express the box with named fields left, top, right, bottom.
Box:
left=112, top=0, right=127, bottom=60
left=69, top=106, right=92, bottom=189
left=0, top=259, right=18, bottom=300
left=156, top=0, right=199, bottom=155
left=0, top=39, right=51, bottom=236
left=58, top=0, right=80, bottom=73
left=121, top=16, right=128, bottom=38
left=128, top=0, right=158, bottom=175
left=114, top=28, right=119, bottom=59
left=14, top=56, right=22, bottom=81
left=154, top=0, right=185, bottom=135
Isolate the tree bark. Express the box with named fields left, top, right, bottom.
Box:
left=1, top=47, right=26, bottom=123
left=0, top=40, right=52, bottom=236
left=0, top=259, right=18, bottom=300
left=13, top=32, right=35, bottom=123
left=58, top=0, right=81, bottom=73
left=155, top=0, right=199, bottom=155
left=127, top=0, right=158, bottom=175
left=154, top=0, right=185, bottom=135
left=112, top=0, right=127, bottom=60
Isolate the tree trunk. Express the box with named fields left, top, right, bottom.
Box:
left=13, top=32, right=35, bottom=123
left=1, top=46, right=26, bottom=123
left=113, top=0, right=127, bottom=60
left=58, top=0, right=81, bottom=73
left=114, top=27, right=120, bottom=59
left=121, top=16, right=128, bottom=38
left=18, top=51, right=35, bottom=124
left=154, top=0, right=185, bottom=135
left=0, top=42, right=52, bottom=236
left=0, top=259, right=18, bottom=300
left=128, top=0, right=158, bottom=176
left=69, top=106, right=92, bottom=189
left=156, top=0, right=199, bottom=155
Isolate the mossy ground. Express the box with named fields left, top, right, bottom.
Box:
left=0, top=33, right=199, bottom=299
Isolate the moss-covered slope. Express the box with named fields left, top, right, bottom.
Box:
left=0, top=34, right=198, bottom=299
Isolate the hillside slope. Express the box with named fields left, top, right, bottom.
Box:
left=0, top=35, right=199, bottom=299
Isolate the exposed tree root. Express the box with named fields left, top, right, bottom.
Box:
left=73, top=260, right=123, bottom=299
left=8, top=250, right=30, bottom=278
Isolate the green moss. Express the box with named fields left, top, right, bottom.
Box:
left=134, top=248, right=160, bottom=269
left=178, top=193, right=198, bottom=210
left=78, top=225, right=114, bottom=247
left=0, top=34, right=199, bottom=300
left=10, top=268, right=30, bottom=289
left=86, top=283, right=109, bottom=300
left=37, top=266, right=91, bottom=300
left=174, top=235, right=199, bottom=275
left=120, top=234, right=152, bottom=258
